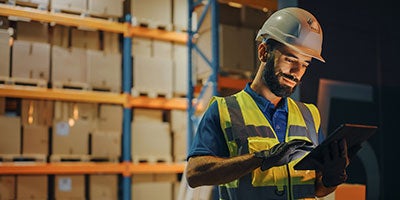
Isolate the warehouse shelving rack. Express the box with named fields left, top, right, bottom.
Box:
left=0, top=4, right=188, bottom=200
left=0, top=1, right=277, bottom=199
left=186, top=0, right=277, bottom=152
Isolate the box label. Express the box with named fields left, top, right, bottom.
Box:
left=58, top=177, right=72, bottom=191
left=56, top=121, right=70, bottom=136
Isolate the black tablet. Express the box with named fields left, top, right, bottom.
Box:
left=293, top=123, right=378, bottom=170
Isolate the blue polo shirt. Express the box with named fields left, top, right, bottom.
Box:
left=187, top=83, right=324, bottom=159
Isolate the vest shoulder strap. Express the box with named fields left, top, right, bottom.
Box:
left=224, top=95, right=246, bottom=135
left=293, top=100, right=319, bottom=145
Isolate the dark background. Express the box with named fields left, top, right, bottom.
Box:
left=299, top=0, right=399, bottom=199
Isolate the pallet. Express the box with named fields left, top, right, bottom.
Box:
left=0, top=154, right=47, bottom=162
left=132, top=155, right=172, bottom=164
left=7, top=0, right=49, bottom=10
left=50, top=8, right=119, bottom=22
left=1, top=77, right=48, bottom=87
left=173, top=25, right=189, bottom=33
left=131, top=88, right=173, bottom=99
left=0, top=76, right=9, bottom=85
left=173, top=155, right=187, bottom=163
left=51, top=81, right=91, bottom=91
left=91, top=85, right=121, bottom=93
left=172, top=92, right=188, bottom=98
left=132, top=19, right=173, bottom=31
left=85, top=12, right=120, bottom=22
left=49, top=154, right=90, bottom=162
left=87, top=155, right=120, bottom=163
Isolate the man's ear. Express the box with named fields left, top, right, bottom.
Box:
left=258, top=43, right=268, bottom=62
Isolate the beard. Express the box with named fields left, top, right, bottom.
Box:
left=261, top=54, right=300, bottom=98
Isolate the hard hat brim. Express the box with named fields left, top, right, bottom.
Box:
left=257, top=35, right=326, bottom=63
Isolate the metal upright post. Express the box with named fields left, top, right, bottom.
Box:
left=187, top=0, right=219, bottom=151
left=122, top=14, right=132, bottom=200
left=187, top=0, right=195, bottom=153
left=210, top=0, right=219, bottom=96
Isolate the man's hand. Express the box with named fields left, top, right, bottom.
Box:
left=254, top=139, right=315, bottom=171
left=314, top=139, right=349, bottom=187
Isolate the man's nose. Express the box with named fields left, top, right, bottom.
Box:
left=290, top=64, right=301, bottom=74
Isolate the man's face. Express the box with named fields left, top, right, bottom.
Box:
left=262, top=45, right=312, bottom=97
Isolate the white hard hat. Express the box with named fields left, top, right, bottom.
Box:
left=256, top=7, right=325, bottom=63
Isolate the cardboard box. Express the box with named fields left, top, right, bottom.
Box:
left=22, top=125, right=49, bottom=155
left=89, top=175, right=118, bottom=200
left=132, top=121, right=171, bottom=163
left=12, top=40, right=51, bottom=82
left=172, top=44, right=188, bottom=95
left=21, top=99, right=54, bottom=126
left=87, top=0, right=123, bottom=18
left=132, top=174, right=176, bottom=183
left=0, top=97, right=5, bottom=115
left=132, top=182, right=173, bottom=200
left=219, top=24, right=255, bottom=72
left=71, top=28, right=100, bottom=50
left=51, top=25, right=69, bottom=48
left=0, top=176, right=16, bottom=200
left=15, top=21, right=49, bottom=43
left=0, top=29, right=10, bottom=78
left=131, top=0, right=172, bottom=29
left=52, top=120, right=90, bottom=155
left=133, top=109, right=164, bottom=122
left=0, top=116, right=21, bottom=154
left=171, top=110, right=188, bottom=162
left=196, top=24, right=256, bottom=76
left=16, top=175, right=48, bottom=199
left=50, top=0, right=87, bottom=14
left=53, top=101, right=98, bottom=123
left=132, top=37, right=152, bottom=57
left=97, top=104, right=123, bottom=132
left=91, top=130, right=121, bottom=158
left=51, top=46, right=88, bottom=86
left=241, top=6, right=271, bottom=29
left=132, top=55, right=173, bottom=98
left=103, top=32, right=120, bottom=54
left=132, top=174, right=176, bottom=200
left=86, top=50, right=121, bottom=93
left=172, top=0, right=197, bottom=31
left=153, top=40, right=172, bottom=59
left=55, top=175, right=85, bottom=199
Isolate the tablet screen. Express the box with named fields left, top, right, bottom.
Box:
left=294, top=123, right=378, bottom=170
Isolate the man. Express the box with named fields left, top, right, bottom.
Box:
left=185, top=7, right=349, bottom=199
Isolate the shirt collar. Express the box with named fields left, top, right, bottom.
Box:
left=244, top=82, right=288, bottom=113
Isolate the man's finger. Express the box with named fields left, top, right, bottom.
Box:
left=338, top=139, right=350, bottom=166
left=338, top=139, right=348, bottom=158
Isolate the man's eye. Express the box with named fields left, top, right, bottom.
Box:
left=285, top=57, right=296, bottom=63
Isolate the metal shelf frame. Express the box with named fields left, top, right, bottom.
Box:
left=0, top=162, right=186, bottom=175
left=121, top=13, right=133, bottom=200
left=186, top=0, right=279, bottom=150
left=0, top=5, right=188, bottom=200
left=187, top=0, right=220, bottom=152
left=0, top=2, right=278, bottom=199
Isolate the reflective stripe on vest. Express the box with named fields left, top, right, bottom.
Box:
left=212, top=91, right=320, bottom=200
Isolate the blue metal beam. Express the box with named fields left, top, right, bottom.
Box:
left=187, top=0, right=219, bottom=152
left=122, top=14, right=132, bottom=200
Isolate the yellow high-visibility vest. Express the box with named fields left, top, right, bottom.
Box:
left=211, top=90, right=321, bottom=200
